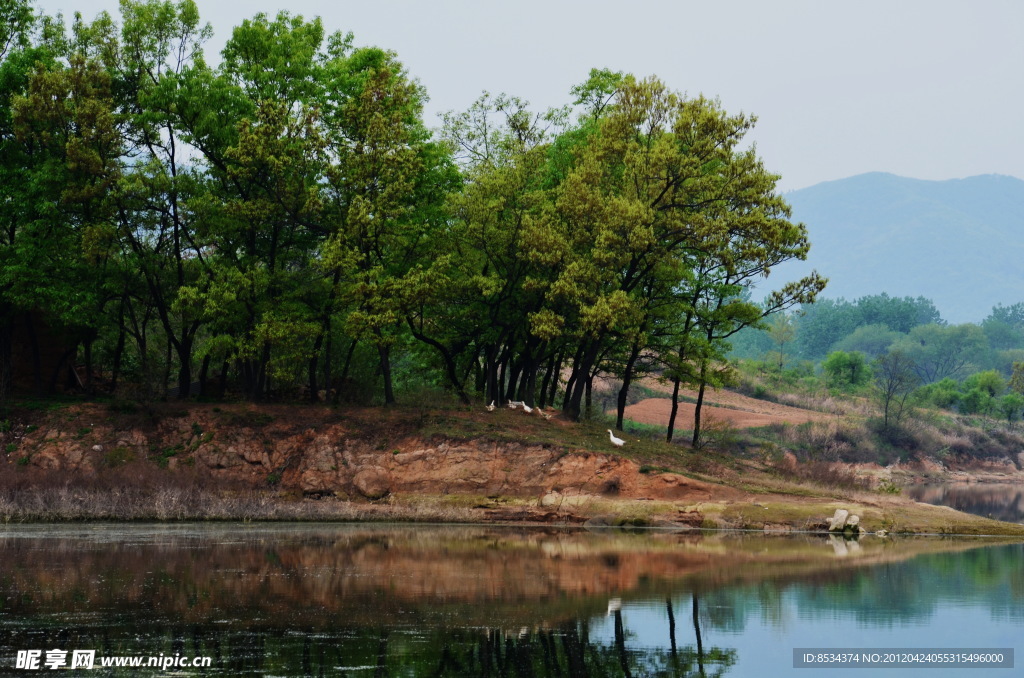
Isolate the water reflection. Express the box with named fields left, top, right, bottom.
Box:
left=0, top=524, right=1020, bottom=677
left=905, top=483, right=1024, bottom=523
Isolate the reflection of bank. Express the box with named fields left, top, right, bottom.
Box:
left=0, top=525, right=991, bottom=628
left=906, top=483, right=1024, bottom=524
left=0, top=525, right=1018, bottom=677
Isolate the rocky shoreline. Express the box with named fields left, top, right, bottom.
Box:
left=1, top=402, right=1023, bottom=536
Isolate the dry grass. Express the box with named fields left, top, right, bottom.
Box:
left=0, top=464, right=486, bottom=523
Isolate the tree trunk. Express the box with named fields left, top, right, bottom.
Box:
left=666, top=598, right=677, bottom=656
left=198, top=353, right=211, bottom=398
left=175, top=335, right=193, bottom=399
left=584, top=375, right=593, bottom=418
left=83, top=336, right=94, bottom=396
left=308, top=331, right=323, bottom=402
left=563, top=341, right=599, bottom=421
left=504, top=358, right=522, bottom=403
left=408, top=320, right=471, bottom=404
left=616, top=342, right=642, bottom=431
left=538, top=352, right=557, bottom=409
left=0, top=320, right=11, bottom=402
left=110, top=320, right=126, bottom=395
left=378, top=343, right=395, bottom=405
left=25, top=312, right=44, bottom=396
left=666, top=373, right=681, bottom=443
left=340, top=338, right=357, bottom=381
left=693, top=595, right=705, bottom=677
left=323, top=322, right=333, bottom=398
left=613, top=609, right=633, bottom=678
left=691, top=363, right=709, bottom=447
left=484, top=344, right=499, bottom=404
left=547, top=352, right=563, bottom=408
left=218, top=360, right=229, bottom=398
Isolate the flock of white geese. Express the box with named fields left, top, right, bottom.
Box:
left=484, top=400, right=627, bottom=447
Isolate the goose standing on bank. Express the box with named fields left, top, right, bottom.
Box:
left=607, top=429, right=625, bottom=447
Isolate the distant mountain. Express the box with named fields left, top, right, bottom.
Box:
left=764, top=173, right=1024, bottom=324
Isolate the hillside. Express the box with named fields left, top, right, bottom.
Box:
left=764, top=173, right=1024, bottom=323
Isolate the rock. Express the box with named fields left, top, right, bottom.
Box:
left=91, top=445, right=103, bottom=452
left=846, top=514, right=860, bottom=531
left=353, top=468, right=391, bottom=499
left=828, top=508, right=850, bottom=531
left=540, top=491, right=562, bottom=507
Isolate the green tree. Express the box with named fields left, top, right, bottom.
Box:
left=1010, top=361, right=1024, bottom=396
left=766, top=313, right=795, bottom=371
left=822, top=350, right=869, bottom=389
left=543, top=76, right=822, bottom=421
left=893, top=323, right=987, bottom=384
left=793, top=298, right=860, bottom=360
left=115, top=0, right=214, bottom=398
left=874, top=349, right=919, bottom=431
left=856, top=293, right=942, bottom=332
left=0, top=0, right=47, bottom=398
left=998, top=392, right=1024, bottom=423
left=833, top=323, right=902, bottom=358
left=962, top=370, right=1005, bottom=398
left=12, top=47, right=124, bottom=394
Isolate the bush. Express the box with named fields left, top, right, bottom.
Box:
left=822, top=350, right=870, bottom=389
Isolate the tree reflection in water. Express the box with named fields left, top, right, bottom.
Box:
left=1, top=525, right=1019, bottom=676
left=7, top=608, right=736, bottom=677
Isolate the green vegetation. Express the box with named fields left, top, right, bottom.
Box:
left=0, top=0, right=820, bottom=450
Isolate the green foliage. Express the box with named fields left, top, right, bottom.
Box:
left=795, top=294, right=940, bottom=361
left=0, top=1, right=823, bottom=443
left=958, top=387, right=993, bottom=415
left=962, top=370, right=1005, bottom=397
left=892, top=324, right=988, bottom=384
left=914, top=377, right=961, bottom=409
left=998, top=392, right=1024, bottom=422
left=1010, top=362, right=1024, bottom=396
left=833, top=323, right=902, bottom=358
left=822, top=350, right=870, bottom=389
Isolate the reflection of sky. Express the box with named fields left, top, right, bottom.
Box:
left=590, top=573, right=1023, bottom=678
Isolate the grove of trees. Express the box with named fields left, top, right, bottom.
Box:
left=0, top=0, right=823, bottom=435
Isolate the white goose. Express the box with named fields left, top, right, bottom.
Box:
left=485, top=401, right=496, bottom=412
left=607, top=429, right=625, bottom=447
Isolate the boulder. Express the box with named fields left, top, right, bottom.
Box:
left=827, top=508, right=850, bottom=531
left=353, top=468, right=391, bottom=500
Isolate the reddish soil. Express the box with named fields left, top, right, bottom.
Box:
left=592, top=376, right=834, bottom=429
left=620, top=395, right=833, bottom=430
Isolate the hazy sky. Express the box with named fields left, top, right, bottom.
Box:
left=32, top=0, right=1024, bottom=191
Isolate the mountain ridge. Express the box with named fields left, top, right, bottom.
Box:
left=766, top=172, right=1024, bottom=323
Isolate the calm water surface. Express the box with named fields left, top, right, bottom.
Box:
left=0, top=523, right=1021, bottom=677
left=905, top=482, right=1024, bottom=523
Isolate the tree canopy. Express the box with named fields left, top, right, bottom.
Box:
left=0, top=4, right=823, bottom=445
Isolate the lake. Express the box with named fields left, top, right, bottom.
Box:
left=905, top=482, right=1024, bottom=524
left=0, top=524, right=1020, bottom=676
